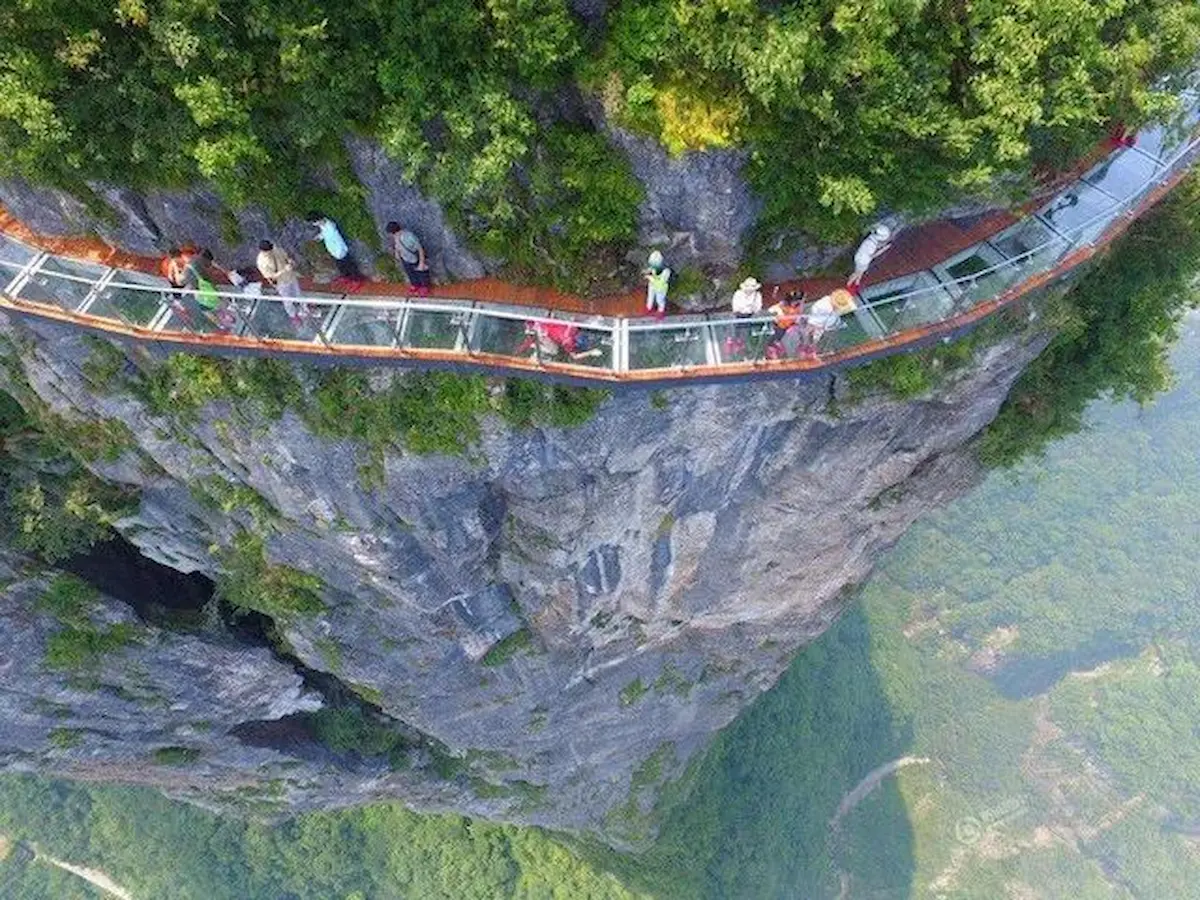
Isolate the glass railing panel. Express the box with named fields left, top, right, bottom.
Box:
left=401, top=302, right=472, bottom=351
left=470, top=305, right=539, bottom=358
left=330, top=304, right=401, bottom=348
left=819, top=309, right=878, bottom=354
left=245, top=294, right=332, bottom=342
left=712, top=318, right=775, bottom=363
left=628, top=317, right=711, bottom=369
left=158, top=289, right=251, bottom=336
left=87, top=273, right=166, bottom=326
left=528, top=319, right=615, bottom=369
left=16, top=257, right=106, bottom=310
left=1037, top=181, right=1122, bottom=246
left=0, top=235, right=38, bottom=288
left=933, top=242, right=1013, bottom=309
left=866, top=272, right=955, bottom=333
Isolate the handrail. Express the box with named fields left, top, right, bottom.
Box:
left=1, top=95, right=1198, bottom=385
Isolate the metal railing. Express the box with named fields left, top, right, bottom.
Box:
left=0, top=92, right=1198, bottom=384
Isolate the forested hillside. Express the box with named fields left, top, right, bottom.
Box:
left=2, top=0, right=1198, bottom=283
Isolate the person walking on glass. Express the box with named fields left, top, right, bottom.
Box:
left=306, top=212, right=364, bottom=287
left=644, top=251, right=671, bottom=319
left=256, top=239, right=308, bottom=326
left=385, top=221, right=432, bottom=296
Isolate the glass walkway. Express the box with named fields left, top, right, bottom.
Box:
left=0, top=93, right=1197, bottom=387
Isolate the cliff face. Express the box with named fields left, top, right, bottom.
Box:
left=0, top=310, right=1049, bottom=843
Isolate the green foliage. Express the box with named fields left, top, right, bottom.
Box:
left=190, top=476, right=279, bottom=533
left=618, top=678, right=648, bottom=707
left=36, top=574, right=99, bottom=627
left=301, top=369, right=488, bottom=459
left=0, top=0, right=641, bottom=289
left=47, top=727, right=83, bottom=750
left=497, top=380, right=609, bottom=429
left=44, top=622, right=138, bottom=671
left=133, top=355, right=302, bottom=422
left=304, top=707, right=408, bottom=769
left=214, top=530, right=324, bottom=620
left=480, top=628, right=534, bottom=667
left=594, top=0, right=1200, bottom=242
left=979, top=174, right=1200, bottom=467
left=151, top=746, right=201, bottom=766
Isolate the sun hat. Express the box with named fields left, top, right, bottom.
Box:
left=872, top=223, right=892, bottom=241
left=830, top=288, right=857, bottom=314
left=647, top=250, right=664, bottom=269
left=739, top=277, right=762, bottom=292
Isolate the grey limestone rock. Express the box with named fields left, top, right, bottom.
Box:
left=0, top=307, right=1050, bottom=843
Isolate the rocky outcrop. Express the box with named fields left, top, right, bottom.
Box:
left=0, top=304, right=1051, bottom=844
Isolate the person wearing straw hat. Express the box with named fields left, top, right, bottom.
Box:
left=802, top=287, right=857, bottom=353
left=644, top=251, right=671, bottom=319
left=847, top=223, right=893, bottom=289
left=730, top=276, right=764, bottom=316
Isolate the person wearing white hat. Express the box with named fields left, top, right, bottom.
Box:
left=730, top=276, right=764, bottom=316
left=847, top=223, right=893, bottom=288
left=644, top=251, right=671, bottom=319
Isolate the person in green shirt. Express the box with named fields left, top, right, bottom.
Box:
left=644, top=251, right=670, bottom=319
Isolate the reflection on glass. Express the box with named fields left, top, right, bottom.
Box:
left=247, top=296, right=331, bottom=342
left=1037, top=182, right=1121, bottom=245
left=17, top=257, right=107, bottom=310
left=471, top=308, right=532, bottom=357
left=867, top=273, right=954, bottom=333
left=628, top=320, right=710, bottom=369
left=712, top=319, right=775, bottom=363
left=402, top=305, right=471, bottom=350
left=0, top=235, right=38, bottom=288
left=1135, top=95, right=1200, bottom=162
left=1082, top=150, right=1159, bottom=202
left=87, top=274, right=165, bottom=326
left=332, top=305, right=401, bottom=347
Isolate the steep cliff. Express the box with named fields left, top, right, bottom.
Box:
left=0, top=309, right=1049, bottom=845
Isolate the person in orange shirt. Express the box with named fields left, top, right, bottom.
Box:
left=767, top=289, right=806, bottom=345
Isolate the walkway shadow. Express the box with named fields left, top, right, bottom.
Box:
left=611, top=602, right=916, bottom=899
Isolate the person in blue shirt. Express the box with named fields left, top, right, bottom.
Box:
left=306, top=211, right=363, bottom=284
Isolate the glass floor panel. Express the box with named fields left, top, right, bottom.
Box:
left=246, top=295, right=331, bottom=342
left=818, top=312, right=874, bottom=354
left=628, top=319, right=711, bottom=369
left=17, top=257, right=107, bottom=310
left=1134, top=95, right=1200, bottom=162
left=866, top=272, right=955, bottom=334
left=1081, top=149, right=1160, bottom=202
left=524, top=320, right=615, bottom=368
left=1036, top=181, right=1122, bottom=246
left=331, top=305, right=401, bottom=347
left=402, top=304, right=472, bottom=351
left=0, top=235, right=38, bottom=289
left=933, top=243, right=1011, bottom=309
left=87, top=272, right=166, bottom=326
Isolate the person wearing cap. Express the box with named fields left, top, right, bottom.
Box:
left=730, top=276, right=764, bottom=316
left=803, top=288, right=857, bottom=351
left=644, top=251, right=671, bottom=319
left=847, top=223, right=893, bottom=288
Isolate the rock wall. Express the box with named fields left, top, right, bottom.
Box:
left=0, top=306, right=1050, bottom=844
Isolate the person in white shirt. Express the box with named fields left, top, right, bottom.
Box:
left=803, top=288, right=857, bottom=351
left=847, top=223, right=893, bottom=288
left=730, top=276, right=764, bottom=316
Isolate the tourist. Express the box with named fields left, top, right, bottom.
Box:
left=767, top=289, right=806, bottom=344
left=306, top=212, right=363, bottom=286
left=256, top=239, right=307, bottom=325
left=183, top=249, right=235, bottom=331
left=517, top=320, right=605, bottom=363
left=847, top=223, right=893, bottom=289
left=730, top=276, right=764, bottom=316
left=803, top=288, right=857, bottom=351
left=385, top=222, right=432, bottom=296
left=644, top=251, right=671, bottom=319
left=160, top=246, right=194, bottom=323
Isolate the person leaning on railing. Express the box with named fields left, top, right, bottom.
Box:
left=800, top=288, right=857, bottom=356
left=182, top=248, right=236, bottom=332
